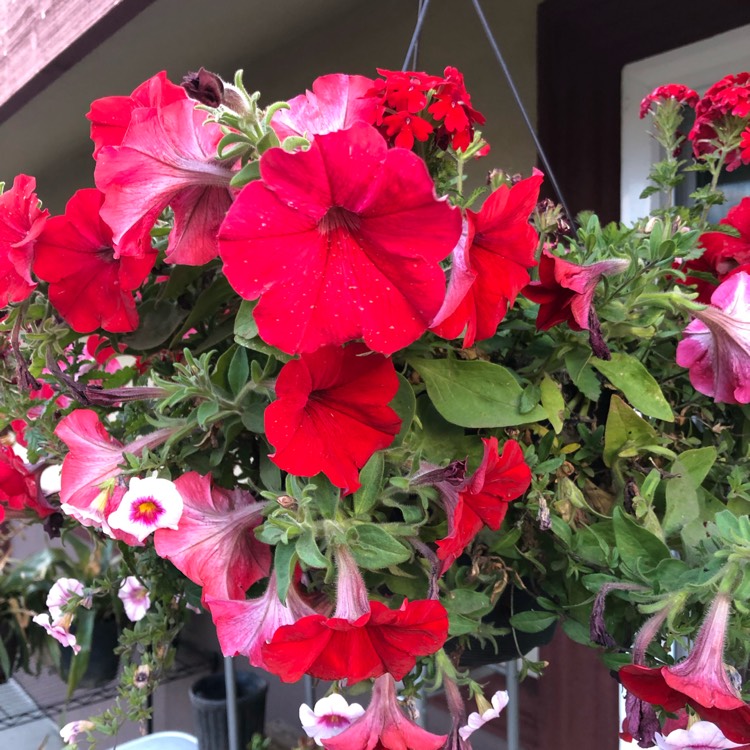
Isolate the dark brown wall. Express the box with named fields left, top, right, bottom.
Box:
left=538, top=0, right=750, bottom=222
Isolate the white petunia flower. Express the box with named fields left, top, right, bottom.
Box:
left=107, top=476, right=183, bottom=542
left=118, top=576, right=151, bottom=622
left=299, top=693, right=366, bottom=746
left=459, top=690, right=510, bottom=741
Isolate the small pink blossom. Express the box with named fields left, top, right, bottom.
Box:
left=655, top=720, right=748, bottom=750
left=459, top=690, right=509, bottom=741
left=60, top=719, right=95, bottom=744
left=107, top=476, right=183, bottom=542
left=299, top=694, right=366, bottom=746
left=118, top=576, right=151, bottom=622
left=32, top=613, right=80, bottom=654
left=46, top=577, right=84, bottom=620
left=676, top=271, right=750, bottom=404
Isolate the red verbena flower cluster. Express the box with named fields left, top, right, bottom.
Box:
left=367, top=66, right=486, bottom=151
left=639, top=84, right=699, bottom=119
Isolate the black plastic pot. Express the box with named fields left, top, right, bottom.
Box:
left=189, top=670, right=267, bottom=750
left=450, top=584, right=557, bottom=668
left=59, top=616, right=120, bottom=688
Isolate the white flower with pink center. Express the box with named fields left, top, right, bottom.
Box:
left=299, top=693, right=365, bottom=746
left=459, top=690, right=509, bottom=741
left=107, top=476, right=183, bottom=542
left=118, top=576, right=151, bottom=622
left=46, top=577, right=84, bottom=620
left=655, top=720, right=747, bottom=749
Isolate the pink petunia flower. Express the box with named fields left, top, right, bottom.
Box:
left=153, top=472, right=270, bottom=600
left=0, top=174, right=48, bottom=307
left=107, top=476, right=183, bottom=543
left=321, top=673, right=446, bottom=750
left=431, top=172, right=542, bottom=347
left=459, top=690, right=509, bottom=741
left=95, top=98, right=235, bottom=265
left=620, top=593, right=750, bottom=744
left=676, top=271, right=750, bottom=404
left=118, top=576, right=151, bottom=622
left=299, top=694, right=366, bottom=747
left=654, top=720, right=748, bottom=750
left=33, top=188, right=156, bottom=333
left=270, top=74, right=379, bottom=141
left=55, top=410, right=175, bottom=536
left=86, top=70, right=186, bottom=157
left=264, top=343, right=401, bottom=494
left=205, top=571, right=318, bottom=672
left=219, top=122, right=461, bottom=355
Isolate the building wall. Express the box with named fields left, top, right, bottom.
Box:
left=0, top=0, right=541, bottom=211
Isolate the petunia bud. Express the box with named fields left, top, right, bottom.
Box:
left=182, top=68, right=224, bottom=107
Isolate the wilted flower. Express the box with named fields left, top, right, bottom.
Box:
left=459, top=690, right=509, bottom=741
left=655, top=720, right=748, bottom=750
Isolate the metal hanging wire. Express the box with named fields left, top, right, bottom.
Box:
left=401, top=0, right=574, bottom=224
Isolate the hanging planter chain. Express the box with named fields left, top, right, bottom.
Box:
left=402, top=0, right=574, bottom=224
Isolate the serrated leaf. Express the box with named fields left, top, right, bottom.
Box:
left=591, top=353, right=673, bottom=421
left=409, top=358, right=546, bottom=428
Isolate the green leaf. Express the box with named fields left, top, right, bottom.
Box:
left=591, top=353, right=673, bottom=421
left=259, top=441, right=281, bottom=491
left=308, top=475, right=340, bottom=520
left=663, top=447, right=717, bottom=537
left=348, top=524, right=412, bottom=570
left=227, top=347, right=249, bottom=397
left=409, top=358, right=545, bottom=428
left=66, top=608, right=97, bottom=698
left=612, top=507, right=670, bottom=575
left=353, top=453, right=384, bottom=516
left=196, top=400, right=220, bottom=426
left=122, top=300, right=185, bottom=350
left=230, top=160, right=261, bottom=188
left=540, top=375, right=565, bottom=433
left=390, top=374, right=416, bottom=447
left=235, top=299, right=259, bottom=340
left=509, top=610, right=558, bottom=633
left=564, top=349, right=601, bottom=401
left=408, top=398, right=478, bottom=465
left=274, top=543, right=297, bottom=604
left=296, top=528, right=330, bottom=571
left=520, top=383, right=542, bottom=415
left=603, top=395, right=658, bottom=467
left=443, top=589, right=492, bottom=616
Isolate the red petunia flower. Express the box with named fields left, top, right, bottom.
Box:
left=435, top=438, right=531, bottom=573
left=33, top=189, right=155, bottom=333
left=690, top=197, right=750, bottom=299
left=219, top=122, right=461, bottom=355
left=322, top=673, right=447, bottom=750
left=639, top=84, right=699, bottom=119
left=153, top=472, right=271, bottom=600
left=270, top=74, right=379, bottom=141
left=261, top=547, right=449, bottom=684
left=95, top=99, right=235, bottom=265
left=620, top=594, right=750, bottom=745
left=0, top=445, right=54, bottom=523
left=431, top=172, right=542, bottom=347
left=0, top=174, right=48, bottom=307
left=86, top=71, right=187, bottom=157
left=205, top=572, right=318, bottom=672
left=264, top=343, right=401, bottom=494
left=676, top=271, right=750, bottom=404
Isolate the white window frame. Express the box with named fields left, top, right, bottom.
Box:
left=620, top=24, right=750, bottom=225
